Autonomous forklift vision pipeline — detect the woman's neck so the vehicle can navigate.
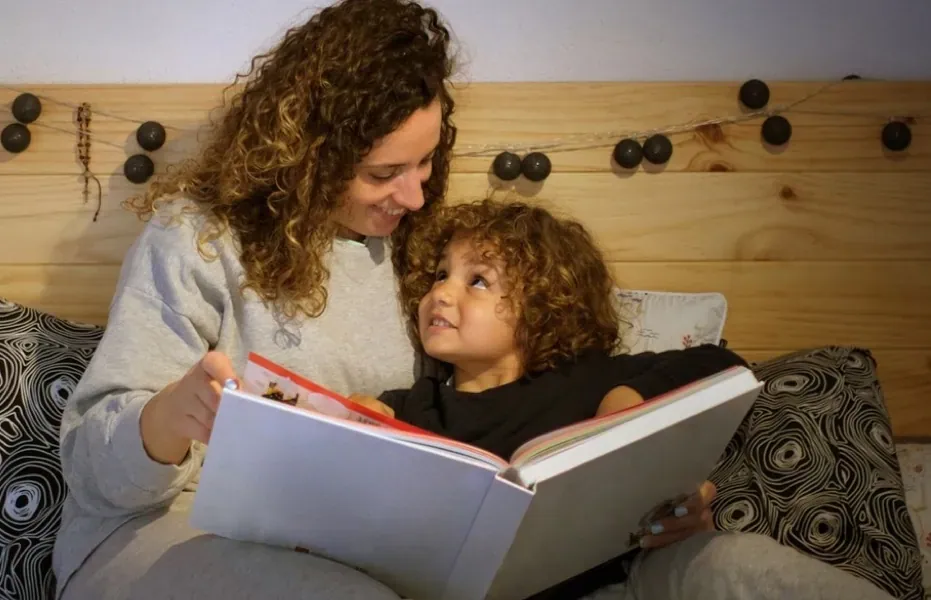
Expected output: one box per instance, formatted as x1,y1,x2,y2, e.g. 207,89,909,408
335,226,366,243
453,359,523,393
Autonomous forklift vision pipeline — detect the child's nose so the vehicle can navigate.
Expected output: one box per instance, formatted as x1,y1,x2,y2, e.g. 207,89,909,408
433,282,455,306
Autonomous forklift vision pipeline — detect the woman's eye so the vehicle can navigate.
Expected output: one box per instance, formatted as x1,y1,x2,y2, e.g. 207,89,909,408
370,172,395,182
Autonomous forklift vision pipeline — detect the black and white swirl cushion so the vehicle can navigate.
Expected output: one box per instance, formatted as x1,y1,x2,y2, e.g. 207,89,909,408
710,346,924,600
0,300,103,600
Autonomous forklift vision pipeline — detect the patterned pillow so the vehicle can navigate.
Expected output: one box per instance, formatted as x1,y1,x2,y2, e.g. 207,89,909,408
710,346,923,600
0,300,103,600
615,290,727,353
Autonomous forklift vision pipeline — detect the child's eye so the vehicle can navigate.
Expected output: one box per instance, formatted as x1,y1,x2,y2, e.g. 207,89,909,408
470,276,488,289
434,269,448,282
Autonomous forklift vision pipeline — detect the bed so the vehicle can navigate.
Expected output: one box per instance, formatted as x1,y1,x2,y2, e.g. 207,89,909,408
1,80,929,599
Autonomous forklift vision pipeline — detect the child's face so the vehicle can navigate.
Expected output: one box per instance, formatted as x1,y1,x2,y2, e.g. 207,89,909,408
417,236,521,373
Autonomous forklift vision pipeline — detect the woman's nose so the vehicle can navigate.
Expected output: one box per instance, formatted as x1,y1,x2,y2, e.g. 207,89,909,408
393,170,425,212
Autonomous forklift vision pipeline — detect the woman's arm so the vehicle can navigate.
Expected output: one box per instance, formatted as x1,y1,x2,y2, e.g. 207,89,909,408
60,223,225,518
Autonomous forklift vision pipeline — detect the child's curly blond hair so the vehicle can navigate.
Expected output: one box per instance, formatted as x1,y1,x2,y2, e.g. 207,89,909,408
399,198,623,374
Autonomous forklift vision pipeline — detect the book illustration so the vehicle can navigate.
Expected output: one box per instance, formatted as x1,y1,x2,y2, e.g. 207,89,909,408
261,381,299,406
627,492,691,547
241,352,436,436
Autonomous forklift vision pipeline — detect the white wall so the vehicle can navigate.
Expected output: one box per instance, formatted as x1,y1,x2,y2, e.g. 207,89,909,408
1,0,929,83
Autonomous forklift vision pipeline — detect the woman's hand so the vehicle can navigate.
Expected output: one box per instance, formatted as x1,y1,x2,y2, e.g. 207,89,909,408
639,481,717,549
140,351,239,465
347,394,396,418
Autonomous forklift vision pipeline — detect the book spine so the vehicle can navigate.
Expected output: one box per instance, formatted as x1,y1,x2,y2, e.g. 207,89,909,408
441,475,534,600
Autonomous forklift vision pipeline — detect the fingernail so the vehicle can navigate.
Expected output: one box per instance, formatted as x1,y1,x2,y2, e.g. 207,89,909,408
650,523,664,535
224,378,239,390
675,506,689,518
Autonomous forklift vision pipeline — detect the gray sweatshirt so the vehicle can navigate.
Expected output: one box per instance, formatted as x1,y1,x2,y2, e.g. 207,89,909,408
54,210,421,596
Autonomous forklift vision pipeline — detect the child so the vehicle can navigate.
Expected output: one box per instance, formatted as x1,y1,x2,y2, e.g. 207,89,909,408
355,197,747,461
351,199,898,600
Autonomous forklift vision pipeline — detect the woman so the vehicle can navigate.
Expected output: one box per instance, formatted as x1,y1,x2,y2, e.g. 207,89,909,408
54,1,895,599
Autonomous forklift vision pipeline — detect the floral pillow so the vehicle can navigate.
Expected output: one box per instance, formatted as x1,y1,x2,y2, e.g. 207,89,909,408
615,290,727,353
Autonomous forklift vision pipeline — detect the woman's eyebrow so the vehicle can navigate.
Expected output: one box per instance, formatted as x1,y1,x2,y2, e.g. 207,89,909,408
364,148,437,169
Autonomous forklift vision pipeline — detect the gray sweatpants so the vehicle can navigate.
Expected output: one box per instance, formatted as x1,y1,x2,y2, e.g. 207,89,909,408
63,492,895,600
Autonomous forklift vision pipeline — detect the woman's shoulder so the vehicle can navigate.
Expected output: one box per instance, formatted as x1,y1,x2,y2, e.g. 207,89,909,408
117,200,243,307
129,201,236,265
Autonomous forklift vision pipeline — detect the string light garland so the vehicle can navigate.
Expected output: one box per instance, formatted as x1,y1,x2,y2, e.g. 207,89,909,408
1,92,43,153
642,134,673,165
1,122,30,153
12,92,42,123
882,121,912,152
739,79,770,110
124,154,155,184
520,152,552,182
612,138,643,170
761,115,793,146
1,79,925,189
136,120,167,152
492,151,522,181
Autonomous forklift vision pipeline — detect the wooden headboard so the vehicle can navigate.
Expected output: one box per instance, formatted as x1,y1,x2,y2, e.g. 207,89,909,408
1,81,929,437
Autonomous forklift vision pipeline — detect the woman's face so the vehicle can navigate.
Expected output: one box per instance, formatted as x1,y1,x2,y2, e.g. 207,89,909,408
333,99,443,240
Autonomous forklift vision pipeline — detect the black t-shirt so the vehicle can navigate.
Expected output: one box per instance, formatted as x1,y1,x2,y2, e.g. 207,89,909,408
379,343,747,461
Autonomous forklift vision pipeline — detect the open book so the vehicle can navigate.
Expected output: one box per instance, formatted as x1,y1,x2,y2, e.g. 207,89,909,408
190,353,763,600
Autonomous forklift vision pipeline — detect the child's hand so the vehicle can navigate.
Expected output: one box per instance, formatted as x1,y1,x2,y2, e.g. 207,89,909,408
639,481,716,549
347,394,396,418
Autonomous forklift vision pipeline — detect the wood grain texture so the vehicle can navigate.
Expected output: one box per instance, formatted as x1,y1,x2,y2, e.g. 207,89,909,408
3,172,930,264
0,81,928,435
3,261,928,350
607,261,931,350
2,82,928,175
0,265,120,326
742,349,931,440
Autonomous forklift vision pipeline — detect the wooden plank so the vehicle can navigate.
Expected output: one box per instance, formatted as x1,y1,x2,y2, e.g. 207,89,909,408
2,262,929,351
2,82,929,175
0,175,145,264
3,172,931,264
0,265,120,326
608,261,931,350
742,349,931,440
452,172,931,262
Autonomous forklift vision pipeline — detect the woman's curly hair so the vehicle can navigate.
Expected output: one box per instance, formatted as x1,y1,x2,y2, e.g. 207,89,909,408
125,0,458,319
400,198,623,374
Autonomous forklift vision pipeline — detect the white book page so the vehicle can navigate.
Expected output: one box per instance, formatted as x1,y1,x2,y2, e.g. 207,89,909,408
191,388,504,600
486,370,762,599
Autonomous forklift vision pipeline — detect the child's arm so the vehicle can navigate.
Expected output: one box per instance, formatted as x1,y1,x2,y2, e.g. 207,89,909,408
604,344,747,402
346,394,396,418
594,386,645,417
576,344,747,418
